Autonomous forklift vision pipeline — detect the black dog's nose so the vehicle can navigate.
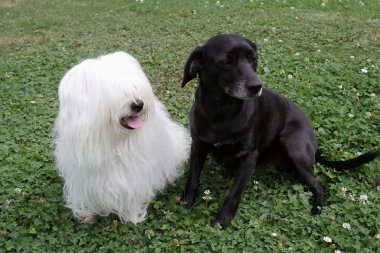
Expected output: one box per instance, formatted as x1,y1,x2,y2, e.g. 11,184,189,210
247,83,262,94
131,99,144,112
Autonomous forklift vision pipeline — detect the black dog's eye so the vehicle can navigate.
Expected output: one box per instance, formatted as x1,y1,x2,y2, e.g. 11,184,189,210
246,52,255,63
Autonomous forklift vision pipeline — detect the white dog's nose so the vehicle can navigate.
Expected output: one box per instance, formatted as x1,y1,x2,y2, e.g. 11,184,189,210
131,100,144,112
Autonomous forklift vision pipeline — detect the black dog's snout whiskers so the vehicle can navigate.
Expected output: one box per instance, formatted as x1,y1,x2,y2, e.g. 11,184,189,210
131,99,144,112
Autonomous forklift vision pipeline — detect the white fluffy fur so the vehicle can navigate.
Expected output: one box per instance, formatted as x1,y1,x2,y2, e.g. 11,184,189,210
54,52,190,224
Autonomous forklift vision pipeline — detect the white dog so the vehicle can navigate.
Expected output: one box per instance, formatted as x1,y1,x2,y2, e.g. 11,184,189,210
54,52,190,224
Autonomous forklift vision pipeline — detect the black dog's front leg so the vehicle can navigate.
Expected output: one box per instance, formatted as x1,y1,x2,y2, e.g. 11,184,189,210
184,143,207,209
212,151,258,229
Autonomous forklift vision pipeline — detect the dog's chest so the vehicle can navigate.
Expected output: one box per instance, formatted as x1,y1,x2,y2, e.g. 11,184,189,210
197,128,252,161
192,101,255,159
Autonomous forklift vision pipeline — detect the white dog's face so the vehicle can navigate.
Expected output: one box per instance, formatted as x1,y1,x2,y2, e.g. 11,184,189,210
113,81,154,133
99,52,155,132
58,51,155,134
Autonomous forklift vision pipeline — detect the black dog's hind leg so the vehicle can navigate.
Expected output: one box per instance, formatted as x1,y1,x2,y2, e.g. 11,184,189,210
212,151,258,229
184,143,208,209
280,134,324,215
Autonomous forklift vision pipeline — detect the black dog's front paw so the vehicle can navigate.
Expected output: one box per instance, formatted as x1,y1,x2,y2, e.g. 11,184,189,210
310,206,322,215
211,215,232,229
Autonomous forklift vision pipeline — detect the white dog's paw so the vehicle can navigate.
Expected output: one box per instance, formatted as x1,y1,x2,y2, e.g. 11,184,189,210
130,204,148,224
78,213,96,224
137,208,147,222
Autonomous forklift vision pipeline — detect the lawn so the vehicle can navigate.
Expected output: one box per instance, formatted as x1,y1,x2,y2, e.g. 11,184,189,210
0,0,379,252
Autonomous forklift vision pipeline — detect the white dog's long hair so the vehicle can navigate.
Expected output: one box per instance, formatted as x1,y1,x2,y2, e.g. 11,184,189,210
54,52,190,223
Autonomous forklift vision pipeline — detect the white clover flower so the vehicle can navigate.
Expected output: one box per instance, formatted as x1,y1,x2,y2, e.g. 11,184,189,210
288,74,293,79
370,93,376,97
335,250,342,253
348,113,354,118
361,68,368,73
253,180,259,190
317,49,321,53
375,233,380,239
202,195,212,201
15,187,22,194
322,2,326,7
263,38,268,42
323,236,332,243
30,101,36,104
271,232,278,237
202,190,212,202
338,85,343,89
350,55,355,59
342,223,351,230
365,112,372,118
6,199,15,206
163,210,172,220
340,187,347,197
360,194,369,204
348,193,355,202
295,52,300,56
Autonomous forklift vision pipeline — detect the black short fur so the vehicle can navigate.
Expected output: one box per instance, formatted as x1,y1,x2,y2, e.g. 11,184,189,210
182,34,379,229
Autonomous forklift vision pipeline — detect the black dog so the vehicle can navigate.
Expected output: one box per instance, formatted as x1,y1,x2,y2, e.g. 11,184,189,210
181,34,379,229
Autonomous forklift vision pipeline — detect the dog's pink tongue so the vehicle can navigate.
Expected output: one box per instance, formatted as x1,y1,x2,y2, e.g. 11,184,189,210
127,116,143,129
121,116,143,129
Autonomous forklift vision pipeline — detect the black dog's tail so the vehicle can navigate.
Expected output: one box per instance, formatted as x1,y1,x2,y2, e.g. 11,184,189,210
316,150,379,171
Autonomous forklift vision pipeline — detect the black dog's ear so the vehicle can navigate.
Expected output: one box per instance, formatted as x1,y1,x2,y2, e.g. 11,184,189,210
181,46,203,87
245,39,259,71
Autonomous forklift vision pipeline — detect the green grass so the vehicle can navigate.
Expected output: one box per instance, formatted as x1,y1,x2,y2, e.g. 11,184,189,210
1,0,379,252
